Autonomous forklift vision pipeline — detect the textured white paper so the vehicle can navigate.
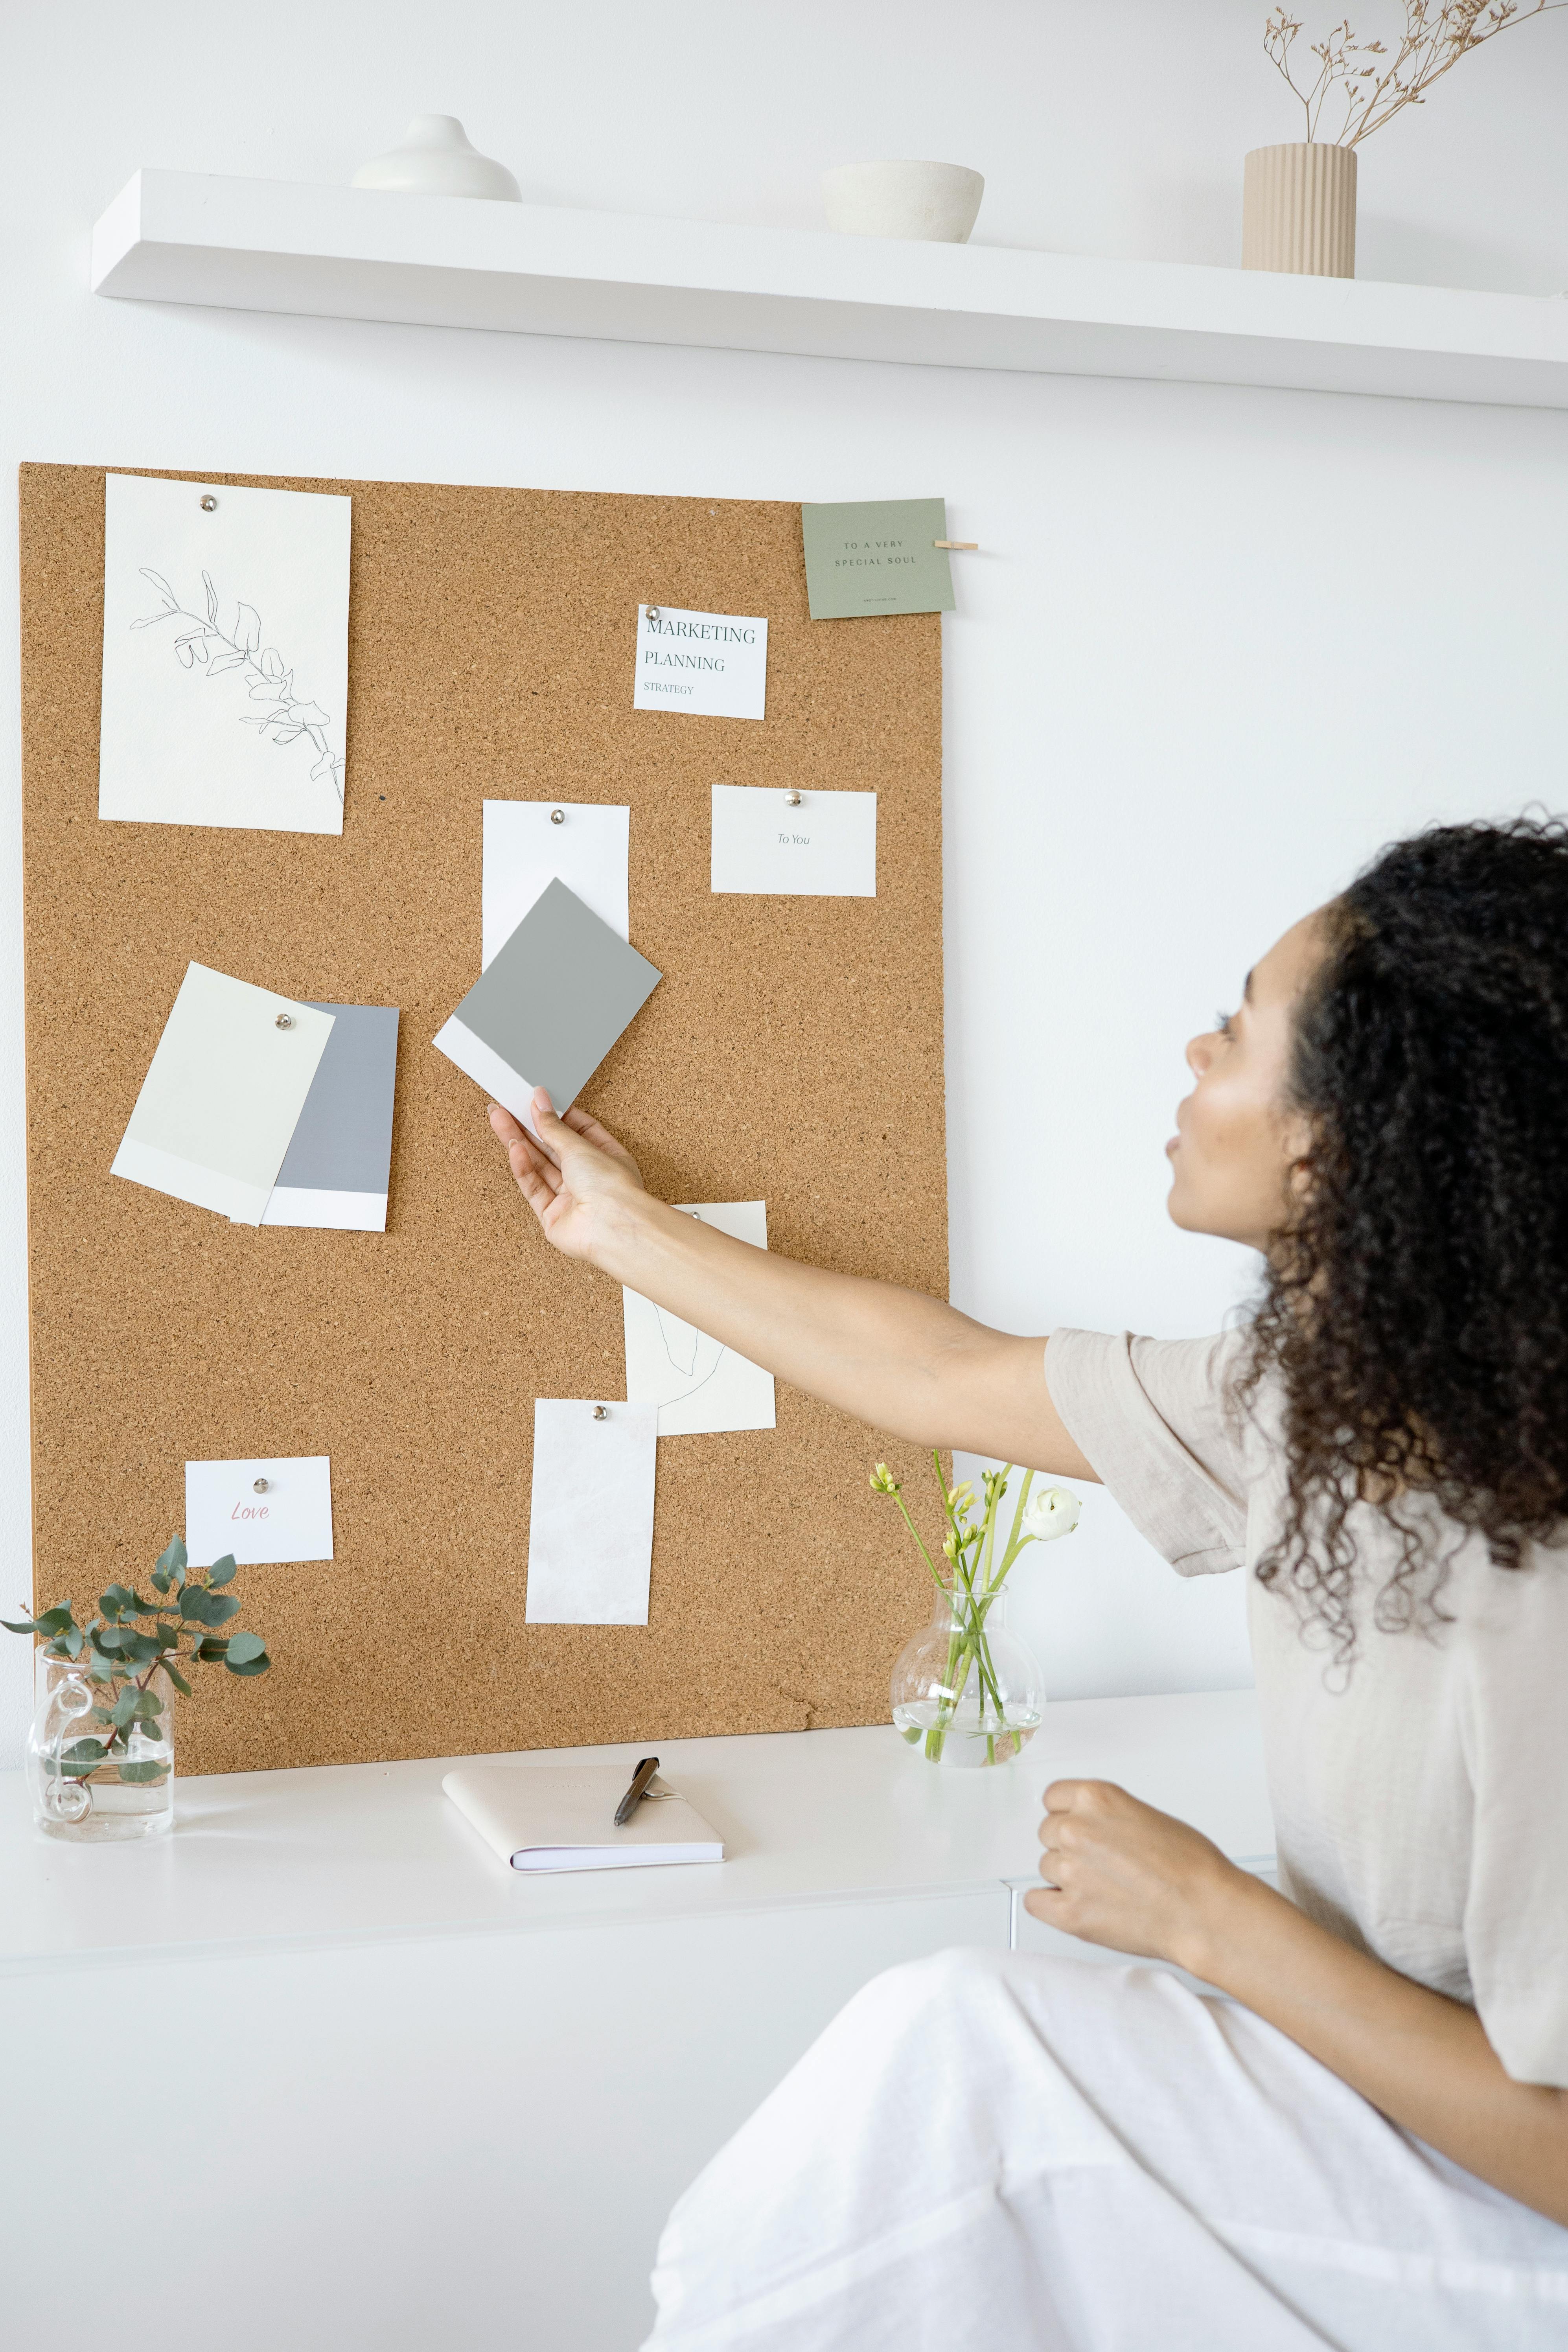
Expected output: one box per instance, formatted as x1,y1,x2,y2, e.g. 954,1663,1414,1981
623,1203,777,1437
483,800,629,965
112,965,335,1224
185,1455,334,1567
633,605,767,721
525,1401,657,1625
710,784,876,898
99,473,352,835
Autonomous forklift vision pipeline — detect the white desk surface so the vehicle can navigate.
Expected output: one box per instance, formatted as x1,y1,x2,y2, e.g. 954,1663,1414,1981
0,1688,1272,1974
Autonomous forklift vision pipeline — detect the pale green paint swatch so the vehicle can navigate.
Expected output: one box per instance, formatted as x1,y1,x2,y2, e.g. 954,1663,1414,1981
801,498,955,620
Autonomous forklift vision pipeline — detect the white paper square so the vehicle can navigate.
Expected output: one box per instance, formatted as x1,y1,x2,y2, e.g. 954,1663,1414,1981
710,784,876,897
112,965,335,1225
100,473,352,836
623,1204,777,1437
185,1456,334,1567
526,1401,657,1625
483,800,629,965
633,605,767,721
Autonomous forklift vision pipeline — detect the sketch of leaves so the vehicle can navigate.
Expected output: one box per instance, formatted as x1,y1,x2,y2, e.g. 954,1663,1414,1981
133,566,345,805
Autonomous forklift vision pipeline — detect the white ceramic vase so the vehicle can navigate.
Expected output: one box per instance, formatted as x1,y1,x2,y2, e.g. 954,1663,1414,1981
821,160,984,244
352,114,521,202
1242,142,1356,278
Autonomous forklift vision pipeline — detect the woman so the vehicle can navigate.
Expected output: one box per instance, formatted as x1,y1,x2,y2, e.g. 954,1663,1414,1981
490,819,1568,2350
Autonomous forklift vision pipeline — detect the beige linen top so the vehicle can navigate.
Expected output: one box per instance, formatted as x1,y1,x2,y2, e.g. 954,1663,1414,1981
1045,1326,1568,2088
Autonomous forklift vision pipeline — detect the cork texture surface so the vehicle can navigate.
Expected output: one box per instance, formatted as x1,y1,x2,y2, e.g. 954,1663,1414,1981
18,464,948,1775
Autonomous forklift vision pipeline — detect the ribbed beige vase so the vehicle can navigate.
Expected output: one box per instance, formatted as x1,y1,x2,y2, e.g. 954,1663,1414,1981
1243,142,1357,278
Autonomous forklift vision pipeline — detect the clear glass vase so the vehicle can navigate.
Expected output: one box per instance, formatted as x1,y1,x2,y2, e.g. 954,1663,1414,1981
890,1583,1045,1768
27,1653,176,1841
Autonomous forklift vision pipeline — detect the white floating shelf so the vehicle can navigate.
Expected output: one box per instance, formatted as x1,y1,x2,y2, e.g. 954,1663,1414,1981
92,168,1568,410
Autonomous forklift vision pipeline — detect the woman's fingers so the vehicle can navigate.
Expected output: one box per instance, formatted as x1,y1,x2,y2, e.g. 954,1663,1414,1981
558,1102,639,1164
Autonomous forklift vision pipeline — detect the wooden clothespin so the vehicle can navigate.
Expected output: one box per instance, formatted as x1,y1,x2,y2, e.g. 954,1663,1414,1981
934,539,978,551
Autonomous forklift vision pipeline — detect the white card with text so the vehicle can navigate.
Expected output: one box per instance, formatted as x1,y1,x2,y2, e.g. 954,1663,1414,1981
633,606,767,721
710,784,877,897
482,800,629,966
185,1456,334,1567
525,1401,657,1625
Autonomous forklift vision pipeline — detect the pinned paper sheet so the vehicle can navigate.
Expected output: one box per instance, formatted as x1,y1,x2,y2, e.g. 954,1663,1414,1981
112,964,334,1225
99,473,352,834
434,878,661,1134
624,1203,777,1437
185,1456,334,1567
525,1401,657,1625
258,1003,400,1231
711,784,876,898
801,498,956,621
633,605,767,721
483,799,629,966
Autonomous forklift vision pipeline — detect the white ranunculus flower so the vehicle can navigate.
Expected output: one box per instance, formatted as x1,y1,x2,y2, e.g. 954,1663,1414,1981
1022,1486,1082,1542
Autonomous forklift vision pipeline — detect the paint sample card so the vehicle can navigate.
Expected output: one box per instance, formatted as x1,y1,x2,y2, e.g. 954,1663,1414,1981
112,964,335,1225
710,784,876,898
633,605,767,721
99,473,352,835
185,1455,334,1568
434,878,661,1136
525,1401,657,1625
623,1203,777,1437
801,499,955,620
483,800,629,966
258,1003,400,1231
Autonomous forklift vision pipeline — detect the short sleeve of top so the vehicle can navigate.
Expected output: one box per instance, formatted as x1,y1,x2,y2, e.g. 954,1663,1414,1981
1044,1328,1251,1578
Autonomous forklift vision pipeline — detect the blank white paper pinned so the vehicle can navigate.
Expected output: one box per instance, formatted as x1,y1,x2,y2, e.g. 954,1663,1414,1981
525,1401,657,1625
482,799,629,965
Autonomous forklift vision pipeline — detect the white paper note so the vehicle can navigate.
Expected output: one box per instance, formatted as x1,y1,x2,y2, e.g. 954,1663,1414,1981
112,965,335,1225
525,1401,657,1625
623,1203,777,1437
185,1456,334,1567
99,473,352,836
633,605,767,721
710,784,876,897
483,800,629,965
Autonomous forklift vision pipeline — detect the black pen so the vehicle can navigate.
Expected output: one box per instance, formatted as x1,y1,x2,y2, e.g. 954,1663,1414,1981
614,1755,660,1827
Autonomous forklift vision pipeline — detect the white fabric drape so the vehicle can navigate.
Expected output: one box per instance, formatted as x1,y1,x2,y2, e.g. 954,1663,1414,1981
643,1949,1568,2352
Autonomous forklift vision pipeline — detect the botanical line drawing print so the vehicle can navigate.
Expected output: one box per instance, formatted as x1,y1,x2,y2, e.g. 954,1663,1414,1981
652,1215,729,1403
131,567,345,802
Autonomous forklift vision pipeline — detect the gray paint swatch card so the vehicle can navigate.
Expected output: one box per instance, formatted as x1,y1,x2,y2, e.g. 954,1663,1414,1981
258,1003,401,1231
432,878,662,1134
801,498,956,620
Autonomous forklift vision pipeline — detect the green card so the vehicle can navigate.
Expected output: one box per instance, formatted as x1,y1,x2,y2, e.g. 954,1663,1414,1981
800,498,956,620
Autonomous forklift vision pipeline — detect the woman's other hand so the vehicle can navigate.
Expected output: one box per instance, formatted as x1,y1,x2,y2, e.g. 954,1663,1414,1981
1024,1778,1248,1975
488,1092,646,1264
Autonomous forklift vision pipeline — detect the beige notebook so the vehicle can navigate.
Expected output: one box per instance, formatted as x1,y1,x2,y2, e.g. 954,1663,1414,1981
443,1765,725,1874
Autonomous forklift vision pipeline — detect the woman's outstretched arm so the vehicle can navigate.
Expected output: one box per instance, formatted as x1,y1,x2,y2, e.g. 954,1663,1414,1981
489,1095,1097,1479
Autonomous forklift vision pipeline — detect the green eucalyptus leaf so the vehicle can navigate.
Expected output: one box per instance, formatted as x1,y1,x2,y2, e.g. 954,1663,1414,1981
115,1760,169,1785
163,1661,193,1698
110,1689,138,1728
61,1625,85,1658
133,1689,163,1717
100,1584,136,1620
206,1554,239,1588
58,1757,100,1778
123,1632,162,1666
94,1625,132,1654
35,1607,75,1637
193,1636,228,1661
155,1536,186,1579
61,1737,106,1763
225,1651,270,1678
2,1617,40,1636
223,1631,266,1666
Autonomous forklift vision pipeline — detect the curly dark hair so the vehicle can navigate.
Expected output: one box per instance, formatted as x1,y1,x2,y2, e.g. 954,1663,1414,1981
1244,815,1568,1661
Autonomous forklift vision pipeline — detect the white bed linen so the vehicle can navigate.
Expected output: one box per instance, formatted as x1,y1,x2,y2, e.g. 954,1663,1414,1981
643,1947,1568,2352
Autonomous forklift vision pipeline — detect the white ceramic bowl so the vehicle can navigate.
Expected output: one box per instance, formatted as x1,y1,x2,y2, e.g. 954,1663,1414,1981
352,114,521,202
821,160,984,244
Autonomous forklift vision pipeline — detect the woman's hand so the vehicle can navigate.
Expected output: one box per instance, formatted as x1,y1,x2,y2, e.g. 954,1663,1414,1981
488,1092,648,1264
1023,1778,1248,1974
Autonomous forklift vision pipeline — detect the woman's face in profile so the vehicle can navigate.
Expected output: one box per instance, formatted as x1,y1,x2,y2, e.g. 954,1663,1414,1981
1166,910,1325,1255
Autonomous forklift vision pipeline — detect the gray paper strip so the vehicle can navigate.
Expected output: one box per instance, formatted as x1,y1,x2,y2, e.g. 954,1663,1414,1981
274,1003,400,1194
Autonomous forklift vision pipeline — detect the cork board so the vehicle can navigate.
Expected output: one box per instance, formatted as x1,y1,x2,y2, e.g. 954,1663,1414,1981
17,463,947,1776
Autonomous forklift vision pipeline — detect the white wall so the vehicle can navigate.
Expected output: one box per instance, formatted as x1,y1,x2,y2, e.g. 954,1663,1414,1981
5,0,1568,1759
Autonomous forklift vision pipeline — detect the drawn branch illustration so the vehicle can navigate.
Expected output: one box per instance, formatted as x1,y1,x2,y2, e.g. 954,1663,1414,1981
131,567,344,801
